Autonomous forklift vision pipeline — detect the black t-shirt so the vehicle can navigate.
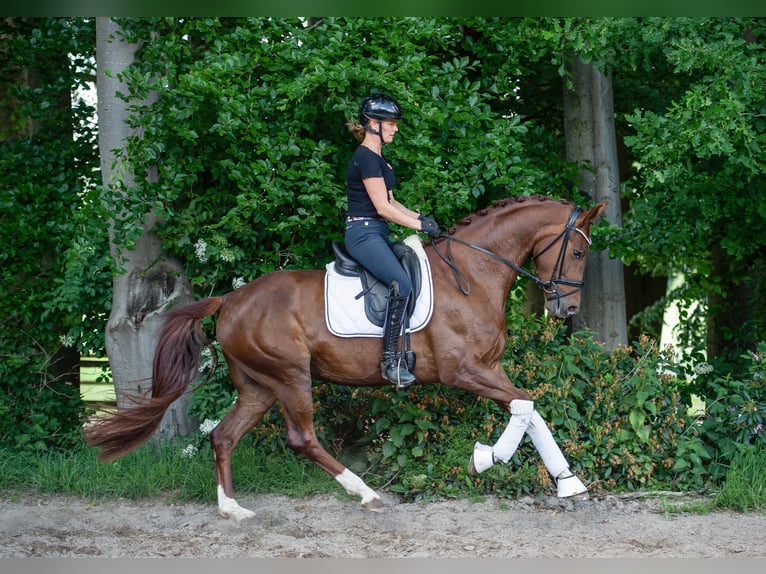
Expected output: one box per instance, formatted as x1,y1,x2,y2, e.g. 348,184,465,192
346,146,396,218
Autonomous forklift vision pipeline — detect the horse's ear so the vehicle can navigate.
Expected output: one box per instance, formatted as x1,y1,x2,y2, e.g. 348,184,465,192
579,201,608,227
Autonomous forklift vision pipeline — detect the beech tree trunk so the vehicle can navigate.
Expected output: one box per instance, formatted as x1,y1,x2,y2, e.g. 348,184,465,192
563,57,627,351
97,17,196,439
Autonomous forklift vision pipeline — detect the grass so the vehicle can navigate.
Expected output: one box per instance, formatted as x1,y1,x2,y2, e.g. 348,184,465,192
712,443,766,512
656,444,766,515
2,433,766,513
0,435,338,504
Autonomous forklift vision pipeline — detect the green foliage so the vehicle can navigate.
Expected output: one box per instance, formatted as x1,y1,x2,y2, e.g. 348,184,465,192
0,340,84,452
108,17,575,301
681,342,766,484
607,17,766,358
713,442,766,512
0,18,98,451
187,341,237,423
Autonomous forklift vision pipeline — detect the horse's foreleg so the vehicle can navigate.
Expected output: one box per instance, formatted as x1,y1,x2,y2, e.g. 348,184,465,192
525,411,588,498
211,384,277,522
469,399,534,473
468,399,588,499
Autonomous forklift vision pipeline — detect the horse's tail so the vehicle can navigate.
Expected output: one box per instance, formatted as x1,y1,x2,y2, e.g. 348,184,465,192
84,297,224,462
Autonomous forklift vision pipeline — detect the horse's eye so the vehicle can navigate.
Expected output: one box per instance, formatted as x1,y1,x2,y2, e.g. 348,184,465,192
572,250,584,260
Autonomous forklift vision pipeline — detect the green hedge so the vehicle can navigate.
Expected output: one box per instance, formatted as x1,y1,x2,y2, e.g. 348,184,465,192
189,307,766,500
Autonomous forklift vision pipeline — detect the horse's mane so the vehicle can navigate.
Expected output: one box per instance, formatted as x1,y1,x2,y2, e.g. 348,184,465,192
444,194,575,236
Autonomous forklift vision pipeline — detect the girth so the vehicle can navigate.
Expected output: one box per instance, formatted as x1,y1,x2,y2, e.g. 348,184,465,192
331,240,423,328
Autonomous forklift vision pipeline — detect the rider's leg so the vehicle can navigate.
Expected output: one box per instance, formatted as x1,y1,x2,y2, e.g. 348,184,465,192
345,220,415,388
380,281,416,387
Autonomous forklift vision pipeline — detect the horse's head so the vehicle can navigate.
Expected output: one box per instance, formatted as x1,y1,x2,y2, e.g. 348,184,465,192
532,202,607,318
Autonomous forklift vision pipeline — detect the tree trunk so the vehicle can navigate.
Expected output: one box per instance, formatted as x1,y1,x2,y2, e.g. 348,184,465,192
563,57,627,351
97,17,196,439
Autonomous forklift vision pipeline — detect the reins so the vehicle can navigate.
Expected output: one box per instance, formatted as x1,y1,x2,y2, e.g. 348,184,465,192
430,206,589,301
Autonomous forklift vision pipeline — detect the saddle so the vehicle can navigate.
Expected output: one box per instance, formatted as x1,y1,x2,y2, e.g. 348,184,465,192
331,240,423,328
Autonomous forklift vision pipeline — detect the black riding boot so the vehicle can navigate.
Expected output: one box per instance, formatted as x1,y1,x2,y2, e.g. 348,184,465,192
380,283,417,388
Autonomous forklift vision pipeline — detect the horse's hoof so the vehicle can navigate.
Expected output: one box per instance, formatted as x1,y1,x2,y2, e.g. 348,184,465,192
234,508,257,522
556,473,588,499
362,497,385,512
567,492,590,501
218,505,256,522
468,442,494,474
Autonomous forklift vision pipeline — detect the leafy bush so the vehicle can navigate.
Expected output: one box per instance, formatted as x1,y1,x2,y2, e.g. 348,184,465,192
681,342,766,485
185,302,716,501
368,314,700,500
0,18,99,452
0,345,83,452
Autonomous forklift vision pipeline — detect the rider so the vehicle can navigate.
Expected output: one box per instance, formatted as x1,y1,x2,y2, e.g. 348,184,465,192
344,94,441,387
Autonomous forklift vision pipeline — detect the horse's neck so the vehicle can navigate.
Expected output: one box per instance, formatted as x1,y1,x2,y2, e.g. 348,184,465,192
455,212,536,267
431,214,535,301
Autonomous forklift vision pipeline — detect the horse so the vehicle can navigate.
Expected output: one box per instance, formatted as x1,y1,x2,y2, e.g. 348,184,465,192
84,195,606,521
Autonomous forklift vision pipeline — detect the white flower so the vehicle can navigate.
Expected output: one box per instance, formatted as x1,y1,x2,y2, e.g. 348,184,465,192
181,444,198,458
59,334,75,347
693,363,714,375
195,238,208,263
232,276,246,290
199,418,220,435
220,248,235,262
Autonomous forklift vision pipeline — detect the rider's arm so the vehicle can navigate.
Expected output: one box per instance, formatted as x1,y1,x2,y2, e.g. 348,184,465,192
363,177,421,230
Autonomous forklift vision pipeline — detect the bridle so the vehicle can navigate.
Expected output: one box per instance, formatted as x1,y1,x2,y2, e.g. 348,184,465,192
430,206,591,302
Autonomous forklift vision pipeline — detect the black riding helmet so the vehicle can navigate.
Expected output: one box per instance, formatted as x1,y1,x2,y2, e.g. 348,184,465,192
358,94,403,125
358,94,402,145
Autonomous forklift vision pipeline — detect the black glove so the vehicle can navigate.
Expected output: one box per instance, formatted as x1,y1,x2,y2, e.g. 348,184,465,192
418,214,441,238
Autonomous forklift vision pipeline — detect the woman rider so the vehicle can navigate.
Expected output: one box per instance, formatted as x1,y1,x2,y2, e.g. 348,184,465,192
344,94,441,388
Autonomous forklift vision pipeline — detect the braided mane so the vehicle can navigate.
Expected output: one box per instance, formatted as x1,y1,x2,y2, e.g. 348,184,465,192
445,195,575,235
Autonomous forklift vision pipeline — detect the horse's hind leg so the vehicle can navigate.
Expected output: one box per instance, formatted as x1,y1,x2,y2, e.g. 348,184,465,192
210,375,277,522
278,382,385,512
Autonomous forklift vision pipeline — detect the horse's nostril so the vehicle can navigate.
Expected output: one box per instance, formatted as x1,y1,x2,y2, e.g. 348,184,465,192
568,306,579,316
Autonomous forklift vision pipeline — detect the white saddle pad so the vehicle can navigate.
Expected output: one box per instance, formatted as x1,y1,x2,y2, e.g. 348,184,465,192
324,235,434,338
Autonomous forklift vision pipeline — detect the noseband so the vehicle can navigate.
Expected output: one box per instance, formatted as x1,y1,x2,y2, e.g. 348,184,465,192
431,207,590,301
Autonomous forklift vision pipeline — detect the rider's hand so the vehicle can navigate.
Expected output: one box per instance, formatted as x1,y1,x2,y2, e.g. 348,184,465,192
418,214,441,238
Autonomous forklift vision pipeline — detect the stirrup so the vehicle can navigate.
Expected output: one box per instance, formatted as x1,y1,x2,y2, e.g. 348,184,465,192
381,356,417,389
383,366,417,389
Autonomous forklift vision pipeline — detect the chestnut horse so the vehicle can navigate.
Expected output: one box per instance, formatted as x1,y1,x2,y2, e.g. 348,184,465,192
85,195,606,521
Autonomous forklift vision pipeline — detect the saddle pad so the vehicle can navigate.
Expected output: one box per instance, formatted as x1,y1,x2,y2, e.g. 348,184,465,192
324,237,434,338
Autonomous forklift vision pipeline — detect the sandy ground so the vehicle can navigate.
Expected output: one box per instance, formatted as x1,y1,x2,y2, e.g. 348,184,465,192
1,490,765,559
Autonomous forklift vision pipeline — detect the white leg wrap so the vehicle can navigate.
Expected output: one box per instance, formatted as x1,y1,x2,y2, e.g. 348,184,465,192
217,484,256,522
335,468,381,506
469,399,534,473
526,411,568,477
526,411,587,498
493,399,534,462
